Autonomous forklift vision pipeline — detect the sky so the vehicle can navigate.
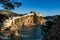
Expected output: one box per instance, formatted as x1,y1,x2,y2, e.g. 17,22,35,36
0,0,60,16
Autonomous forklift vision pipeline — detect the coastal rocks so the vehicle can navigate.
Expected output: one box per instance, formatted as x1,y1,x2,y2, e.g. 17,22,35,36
0,10,46,39
1,11,46,31
42,15,60,40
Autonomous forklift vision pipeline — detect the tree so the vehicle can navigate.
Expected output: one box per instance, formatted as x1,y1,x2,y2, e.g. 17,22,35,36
0,0,22,10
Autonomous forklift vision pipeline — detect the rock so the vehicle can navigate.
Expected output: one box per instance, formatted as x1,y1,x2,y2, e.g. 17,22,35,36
0,10,46,38
43,15,60,40
1,10,46,31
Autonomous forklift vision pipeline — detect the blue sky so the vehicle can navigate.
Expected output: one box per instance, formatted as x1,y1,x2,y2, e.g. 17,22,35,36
0,0,60,16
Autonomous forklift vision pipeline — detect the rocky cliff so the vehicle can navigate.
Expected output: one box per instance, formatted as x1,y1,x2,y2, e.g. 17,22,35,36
42,15,60,40
0,11,46,31
0,10,46,38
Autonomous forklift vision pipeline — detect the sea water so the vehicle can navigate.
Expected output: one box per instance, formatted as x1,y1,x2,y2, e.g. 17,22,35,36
1,25,44,40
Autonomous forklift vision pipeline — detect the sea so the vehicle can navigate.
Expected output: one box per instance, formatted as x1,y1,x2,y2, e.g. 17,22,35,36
0,25,44,40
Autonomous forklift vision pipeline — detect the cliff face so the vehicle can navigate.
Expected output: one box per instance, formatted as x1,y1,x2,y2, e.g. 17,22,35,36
0,11,46,31
10,12,46,31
